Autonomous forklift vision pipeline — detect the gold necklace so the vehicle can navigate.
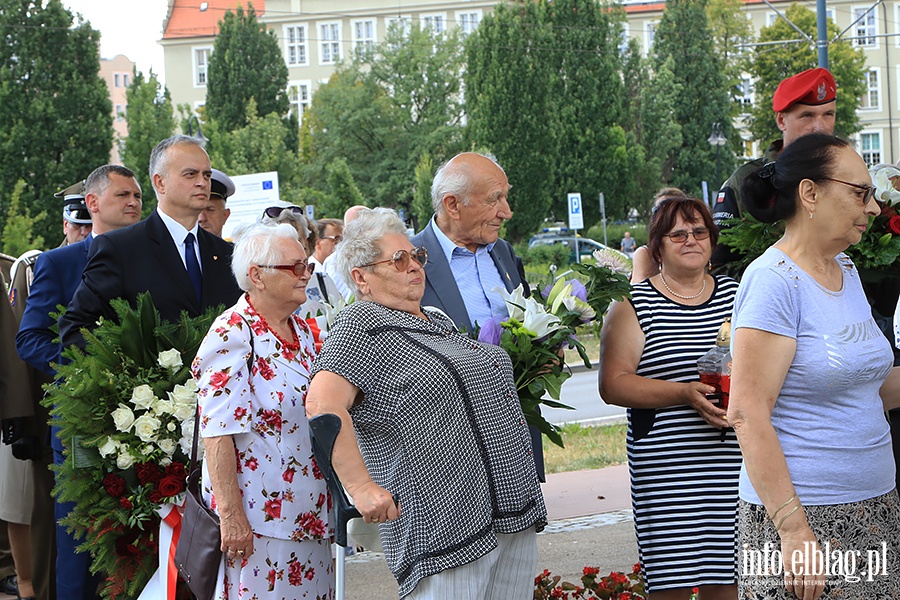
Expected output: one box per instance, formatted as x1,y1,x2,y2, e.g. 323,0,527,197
659,269,707,300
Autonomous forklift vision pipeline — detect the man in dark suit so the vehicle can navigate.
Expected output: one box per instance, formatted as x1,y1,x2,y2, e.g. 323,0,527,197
17,164,143,600
410,152,543,480
59,136,242,348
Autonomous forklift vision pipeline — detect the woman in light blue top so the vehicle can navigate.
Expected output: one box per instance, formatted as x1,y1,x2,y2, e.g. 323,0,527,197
730,133,900,600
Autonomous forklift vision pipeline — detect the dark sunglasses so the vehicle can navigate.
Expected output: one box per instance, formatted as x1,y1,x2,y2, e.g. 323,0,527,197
257,261,315,277
263,206,305,219
360,247,428,271
819,178,877,206
664,227,710,243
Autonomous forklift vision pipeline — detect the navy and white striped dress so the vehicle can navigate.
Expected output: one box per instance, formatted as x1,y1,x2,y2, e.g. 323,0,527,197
628,276,741,592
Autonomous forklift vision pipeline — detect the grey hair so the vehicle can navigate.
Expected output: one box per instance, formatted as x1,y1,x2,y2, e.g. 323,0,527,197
84,165,137,196
430,152,503,214
260,207,313,254
149,135,206,191
231,222,302,291
334,207,408,295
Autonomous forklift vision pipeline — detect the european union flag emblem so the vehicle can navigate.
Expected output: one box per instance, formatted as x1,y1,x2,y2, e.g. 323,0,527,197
262,180,273,190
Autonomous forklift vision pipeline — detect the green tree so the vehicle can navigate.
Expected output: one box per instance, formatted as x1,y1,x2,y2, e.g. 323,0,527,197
205,99,302,200
465,1,557,241
323,159,366,217
121,69,175,214
301,23,466,214
2,180,46,256
206,4,290,134
748,3,866,144
637,56,684,204
411,152,434,229
652,0,735,194
707,0,755,110
0,0,112,245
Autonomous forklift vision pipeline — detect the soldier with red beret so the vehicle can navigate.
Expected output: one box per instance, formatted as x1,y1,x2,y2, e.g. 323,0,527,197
711,68,837,267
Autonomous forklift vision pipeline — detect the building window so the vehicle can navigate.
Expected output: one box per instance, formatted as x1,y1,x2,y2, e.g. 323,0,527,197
123,73,129,87
319,22,341,65
288,81,311,124
115,104,124,121
861,68,880,110
766,13,779,27
457,10,481,36
351,19,375,53
737,77,754,110
853,7,876,47
114,73,121,87
193,47,212,87
860,132,881,165
645,21,657,52
285,25,308,66
422,14,447,34
387,16,412,40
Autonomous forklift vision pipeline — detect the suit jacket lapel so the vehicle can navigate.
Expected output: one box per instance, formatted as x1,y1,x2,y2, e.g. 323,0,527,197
488,243,516,292
420,224,472,331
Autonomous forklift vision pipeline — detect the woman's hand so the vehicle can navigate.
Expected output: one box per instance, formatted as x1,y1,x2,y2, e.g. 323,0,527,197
684,381,728,429
219,505,255,561
352,480,400,524
780,523,825,600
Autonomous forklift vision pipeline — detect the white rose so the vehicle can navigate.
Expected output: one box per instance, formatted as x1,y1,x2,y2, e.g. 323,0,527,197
98,437,119,458
183,379,199,394
130,384,156,410
157,349,183,370
111,404,135,432
167,422,177,432
157,438,176,456
116,449,135,469
152,398,176,417
132,414,161,443
172,402,195,422
170,384,195,405
179,420,196,455
160,456,173,467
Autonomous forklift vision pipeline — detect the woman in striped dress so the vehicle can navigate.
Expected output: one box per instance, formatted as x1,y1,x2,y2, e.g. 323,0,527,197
600,195,740,600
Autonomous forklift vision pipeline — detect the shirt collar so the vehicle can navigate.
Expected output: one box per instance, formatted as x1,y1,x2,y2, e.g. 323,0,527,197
156,208,200,245
429,217,496,263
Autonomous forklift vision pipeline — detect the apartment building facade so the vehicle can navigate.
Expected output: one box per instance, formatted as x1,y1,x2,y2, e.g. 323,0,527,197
99,54,136,163
159,0,900,164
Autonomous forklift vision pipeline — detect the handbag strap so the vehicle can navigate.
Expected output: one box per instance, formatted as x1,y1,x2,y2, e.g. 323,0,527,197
188,313,256,475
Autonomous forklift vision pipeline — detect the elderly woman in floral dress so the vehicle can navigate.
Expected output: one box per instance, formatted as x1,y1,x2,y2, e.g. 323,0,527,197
192,223,333,600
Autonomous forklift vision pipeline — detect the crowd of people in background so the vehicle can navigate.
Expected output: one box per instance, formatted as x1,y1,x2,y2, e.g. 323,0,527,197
0,64,899,600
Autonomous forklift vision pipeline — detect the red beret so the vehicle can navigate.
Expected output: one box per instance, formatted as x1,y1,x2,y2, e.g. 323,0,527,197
772,68,836,112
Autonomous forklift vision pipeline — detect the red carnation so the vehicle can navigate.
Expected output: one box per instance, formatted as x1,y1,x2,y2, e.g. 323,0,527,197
103,473,127,498
158,475,185,497
887,215,900,235
135,462,163,486
115,531,141,557
119,497,133,509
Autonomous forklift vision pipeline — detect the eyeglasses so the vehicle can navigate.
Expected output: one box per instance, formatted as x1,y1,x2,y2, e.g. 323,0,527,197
263,206,305,219
819,178,877,206
360,247,429,271
664,227,711,243
257,261,315,277
321,235,343,243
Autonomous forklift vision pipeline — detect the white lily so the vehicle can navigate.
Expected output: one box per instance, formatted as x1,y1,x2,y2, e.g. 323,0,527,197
562,295,596,321
493,285,528,321
871,164,900,204
522,297,562,338
546,277,573,314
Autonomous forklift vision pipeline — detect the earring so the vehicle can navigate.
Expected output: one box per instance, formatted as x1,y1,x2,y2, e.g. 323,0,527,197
809,211,813,219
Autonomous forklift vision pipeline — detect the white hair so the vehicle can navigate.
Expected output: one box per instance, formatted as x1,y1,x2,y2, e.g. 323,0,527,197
430,152,503,213
231,223,301,291
334,207,408,295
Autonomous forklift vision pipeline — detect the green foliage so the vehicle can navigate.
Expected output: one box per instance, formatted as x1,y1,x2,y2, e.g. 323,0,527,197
204,99,303,200
652,0,736,195
748,3,866,144
1,180,46,256
323,158,366,217
638,55,684,193
121,69,175,214
522,244,573,270
411,152,435,229
45,294,222,600
301,23,466,215
205,4,290,133
0,0,113,245
716,217,783,275
707,0,755,111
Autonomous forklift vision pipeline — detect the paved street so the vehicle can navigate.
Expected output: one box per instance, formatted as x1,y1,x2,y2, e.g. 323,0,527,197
545,367,626,426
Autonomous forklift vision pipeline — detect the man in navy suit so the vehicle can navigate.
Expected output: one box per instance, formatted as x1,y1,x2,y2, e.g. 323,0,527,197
59,135,242,347
17,164,143,600
410,152,543,480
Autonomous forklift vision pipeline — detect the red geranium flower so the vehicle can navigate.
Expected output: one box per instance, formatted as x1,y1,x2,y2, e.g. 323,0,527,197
583,566,599,577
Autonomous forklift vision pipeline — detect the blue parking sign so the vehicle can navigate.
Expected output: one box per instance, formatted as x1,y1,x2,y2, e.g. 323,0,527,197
567,192,584,230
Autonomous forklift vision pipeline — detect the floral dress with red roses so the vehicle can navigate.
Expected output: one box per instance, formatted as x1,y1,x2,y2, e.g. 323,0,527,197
193,293,333,600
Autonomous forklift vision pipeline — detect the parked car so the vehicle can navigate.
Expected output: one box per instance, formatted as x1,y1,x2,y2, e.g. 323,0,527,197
528,234,630,264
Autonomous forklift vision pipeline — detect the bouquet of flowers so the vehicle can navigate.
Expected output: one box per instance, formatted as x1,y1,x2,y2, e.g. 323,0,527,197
534,564,648,599
44,293,221,600
477,250,631,447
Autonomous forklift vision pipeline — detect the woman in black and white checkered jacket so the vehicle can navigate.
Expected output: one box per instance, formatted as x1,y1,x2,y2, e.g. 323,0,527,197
306,207,547,600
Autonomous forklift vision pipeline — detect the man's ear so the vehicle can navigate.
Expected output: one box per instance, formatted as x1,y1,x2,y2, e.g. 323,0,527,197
152,172,166,196
775,111,788,134
442,194,462,220
85,192,100,213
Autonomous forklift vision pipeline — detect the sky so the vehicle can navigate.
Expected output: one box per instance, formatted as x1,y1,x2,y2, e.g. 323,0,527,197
63,0,170,83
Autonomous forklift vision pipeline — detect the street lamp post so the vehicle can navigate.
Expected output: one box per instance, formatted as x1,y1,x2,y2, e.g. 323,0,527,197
707,122,727,190
186,115,208,145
